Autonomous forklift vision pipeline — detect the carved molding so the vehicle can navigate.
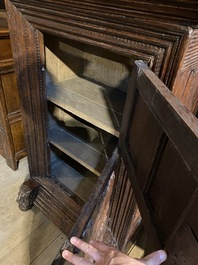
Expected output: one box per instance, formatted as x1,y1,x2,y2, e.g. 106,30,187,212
16,179,40,211
6,0,50,177
10,0,185,85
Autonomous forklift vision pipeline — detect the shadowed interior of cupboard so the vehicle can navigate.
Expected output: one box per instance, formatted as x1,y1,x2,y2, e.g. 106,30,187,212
44,34,135,201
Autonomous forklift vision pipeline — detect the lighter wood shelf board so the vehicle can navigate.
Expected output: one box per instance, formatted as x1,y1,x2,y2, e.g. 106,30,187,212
47,76,126,137
49,124,108,176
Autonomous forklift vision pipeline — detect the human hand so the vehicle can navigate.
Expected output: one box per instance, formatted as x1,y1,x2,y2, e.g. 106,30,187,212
62,237,167,265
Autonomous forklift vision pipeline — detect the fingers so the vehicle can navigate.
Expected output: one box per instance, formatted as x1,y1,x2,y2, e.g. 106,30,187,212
70,237,101,261
143,250,167,265
62,250,92,265
62,237,167,265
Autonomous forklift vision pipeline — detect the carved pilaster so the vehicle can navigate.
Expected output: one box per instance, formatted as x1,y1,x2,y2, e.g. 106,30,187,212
5,0,50,177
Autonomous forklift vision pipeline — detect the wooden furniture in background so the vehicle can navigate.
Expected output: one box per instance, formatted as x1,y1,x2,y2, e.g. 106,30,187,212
5,0,198,264
0,1,5,9
0,10,25,170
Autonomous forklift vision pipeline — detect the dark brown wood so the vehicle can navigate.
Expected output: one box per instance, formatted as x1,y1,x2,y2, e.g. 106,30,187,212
5,0,198,113
136,61,198,177
166,225,198,265
5,1,49,177
4,1,198,264
119,60,198,263
16,178,40,211
55,60,198,264
0,10,26,170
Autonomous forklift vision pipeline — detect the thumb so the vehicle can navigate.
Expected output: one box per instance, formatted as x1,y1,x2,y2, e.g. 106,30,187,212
142,250,167,265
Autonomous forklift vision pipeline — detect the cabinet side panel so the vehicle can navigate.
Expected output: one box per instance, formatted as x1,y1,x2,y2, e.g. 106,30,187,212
172,29,198,114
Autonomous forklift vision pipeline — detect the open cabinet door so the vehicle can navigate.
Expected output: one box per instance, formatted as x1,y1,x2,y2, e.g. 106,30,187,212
119,61,198,264
52,61,198,265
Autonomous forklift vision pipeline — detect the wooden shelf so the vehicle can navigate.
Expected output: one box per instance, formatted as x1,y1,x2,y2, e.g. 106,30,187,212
48,111,118,176
47,76,126,137
51,154,96,202
49,124,109,176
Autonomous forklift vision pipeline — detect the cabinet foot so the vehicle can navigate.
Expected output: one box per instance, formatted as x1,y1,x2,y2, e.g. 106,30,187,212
6,157,18,171
17,179,40,211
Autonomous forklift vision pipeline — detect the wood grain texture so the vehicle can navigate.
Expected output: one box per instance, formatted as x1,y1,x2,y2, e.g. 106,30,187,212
4,2,198,263
136,61,198,177
0,10,26,170
119,61,198,263
6,0,198,114
47,77,126,137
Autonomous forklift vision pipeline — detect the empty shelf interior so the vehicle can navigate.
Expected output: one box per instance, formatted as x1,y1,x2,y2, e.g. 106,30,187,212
44,34,132,200
48,106,117,175
47,76,126,137
51,147,97,202
45,34,133,136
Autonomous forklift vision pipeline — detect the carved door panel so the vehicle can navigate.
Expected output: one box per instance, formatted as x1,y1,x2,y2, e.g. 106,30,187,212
119,61,198,264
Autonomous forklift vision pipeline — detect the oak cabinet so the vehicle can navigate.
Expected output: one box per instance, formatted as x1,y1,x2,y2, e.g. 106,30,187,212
0,10,25,170
5,1,198,264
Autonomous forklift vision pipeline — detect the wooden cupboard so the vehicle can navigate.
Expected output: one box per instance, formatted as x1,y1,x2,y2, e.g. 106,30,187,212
0,10,25,170
5,1,198,264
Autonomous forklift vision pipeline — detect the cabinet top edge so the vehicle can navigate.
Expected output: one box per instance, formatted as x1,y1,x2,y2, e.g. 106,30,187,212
6,0,198,28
